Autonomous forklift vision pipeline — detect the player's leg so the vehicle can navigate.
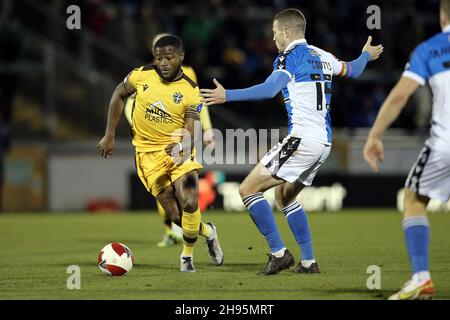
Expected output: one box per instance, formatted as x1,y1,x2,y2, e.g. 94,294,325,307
388,146,450,300
157,201,173,233
403,188,431,282
275,181,320,273
274,140,331,273
171,156,224,268
155,189,182,247
135,151,186,249
242,137,330,275
389,188,434,300
173,170,204,272
155,183,217,240
239,163,294,275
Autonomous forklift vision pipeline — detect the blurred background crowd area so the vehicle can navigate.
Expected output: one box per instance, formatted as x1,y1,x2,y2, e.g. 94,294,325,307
0,0,442,141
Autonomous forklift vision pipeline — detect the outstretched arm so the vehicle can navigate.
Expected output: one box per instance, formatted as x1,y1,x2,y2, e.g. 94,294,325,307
363,76,420,172
200,71,291,106
337,36,384,79
97,81,134,158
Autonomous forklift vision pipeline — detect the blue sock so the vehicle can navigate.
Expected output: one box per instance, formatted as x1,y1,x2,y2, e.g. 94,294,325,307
403,216,429,274
282,202,314,260
242,193,285,254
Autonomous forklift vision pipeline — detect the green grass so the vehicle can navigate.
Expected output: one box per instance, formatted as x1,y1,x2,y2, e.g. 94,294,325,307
0,209,449,300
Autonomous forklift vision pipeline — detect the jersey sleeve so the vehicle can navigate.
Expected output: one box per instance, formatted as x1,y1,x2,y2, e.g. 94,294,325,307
329,53,348,77
402,44,429,86
123,67,141,94
185,87,202,120
273,53,295,79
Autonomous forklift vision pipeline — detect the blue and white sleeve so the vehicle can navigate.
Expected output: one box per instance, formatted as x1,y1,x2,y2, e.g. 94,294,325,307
225,71,291,102
402,44,429,86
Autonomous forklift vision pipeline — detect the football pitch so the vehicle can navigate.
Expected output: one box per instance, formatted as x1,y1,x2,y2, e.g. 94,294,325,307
0,209,449,300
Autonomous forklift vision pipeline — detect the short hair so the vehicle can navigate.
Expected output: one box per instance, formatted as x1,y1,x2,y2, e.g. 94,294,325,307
152,33,171,50
442,0,450,20
274,8,306,35
153,35,183,52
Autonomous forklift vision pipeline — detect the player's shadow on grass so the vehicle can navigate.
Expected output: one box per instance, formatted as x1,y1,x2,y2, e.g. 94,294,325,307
133,263,177,271
320,287,393,299
211,262,263,272
126,262,265,274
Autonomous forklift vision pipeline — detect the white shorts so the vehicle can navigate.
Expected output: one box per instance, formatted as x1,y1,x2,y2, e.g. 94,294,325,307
260,136,331,185
405,145,450,202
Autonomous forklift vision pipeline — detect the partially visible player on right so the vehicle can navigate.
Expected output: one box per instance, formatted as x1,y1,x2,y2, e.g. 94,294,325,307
364,0,450,300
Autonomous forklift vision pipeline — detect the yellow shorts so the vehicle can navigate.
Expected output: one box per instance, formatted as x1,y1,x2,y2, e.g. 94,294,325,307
135,150,202,197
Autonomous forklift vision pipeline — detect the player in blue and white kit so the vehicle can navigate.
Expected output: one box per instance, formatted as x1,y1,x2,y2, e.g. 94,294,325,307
201,8,383,275
364,0,450,300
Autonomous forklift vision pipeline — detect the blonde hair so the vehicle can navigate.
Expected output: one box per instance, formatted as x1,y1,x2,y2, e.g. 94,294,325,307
274,8,306,36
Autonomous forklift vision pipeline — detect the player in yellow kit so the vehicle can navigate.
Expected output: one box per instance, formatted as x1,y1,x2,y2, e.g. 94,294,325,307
124,34,215,247
98,35,223,272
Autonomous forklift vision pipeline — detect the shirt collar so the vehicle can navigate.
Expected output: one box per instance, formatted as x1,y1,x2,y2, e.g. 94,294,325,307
444,24,450,33
284,38,307,53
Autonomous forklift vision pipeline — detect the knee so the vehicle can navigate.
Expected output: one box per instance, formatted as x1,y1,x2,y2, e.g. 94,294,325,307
403,188,428,217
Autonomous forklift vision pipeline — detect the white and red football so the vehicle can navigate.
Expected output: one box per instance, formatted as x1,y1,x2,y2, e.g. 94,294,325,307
97,242,134,276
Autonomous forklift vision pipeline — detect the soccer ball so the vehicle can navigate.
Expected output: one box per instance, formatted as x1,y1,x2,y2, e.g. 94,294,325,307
97,242,134,276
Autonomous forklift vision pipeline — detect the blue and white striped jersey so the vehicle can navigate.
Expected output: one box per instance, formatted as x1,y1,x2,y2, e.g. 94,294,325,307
403,25,450,151
273,39,347,145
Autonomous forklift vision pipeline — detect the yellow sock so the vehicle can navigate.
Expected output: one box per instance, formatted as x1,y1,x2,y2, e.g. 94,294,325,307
199,222,213,239
181,209,201,256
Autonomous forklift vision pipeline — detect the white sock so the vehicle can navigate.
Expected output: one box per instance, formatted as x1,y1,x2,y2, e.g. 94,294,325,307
412,271,431,284
301,259,316,268
272,247,287,258
171,223,183,238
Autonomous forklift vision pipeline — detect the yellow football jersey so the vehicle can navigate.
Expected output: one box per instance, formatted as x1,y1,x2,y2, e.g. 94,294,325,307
123,65,212,130
124,65,203,152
